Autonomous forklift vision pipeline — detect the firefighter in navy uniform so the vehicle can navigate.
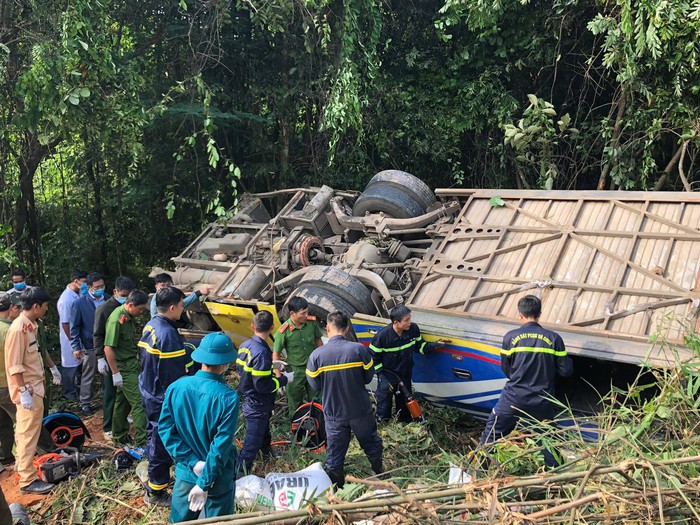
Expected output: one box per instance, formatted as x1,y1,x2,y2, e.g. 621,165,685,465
480,294,573,468
138,287,197,506
306,311,383,488
237,311,293,475
369,305,432,422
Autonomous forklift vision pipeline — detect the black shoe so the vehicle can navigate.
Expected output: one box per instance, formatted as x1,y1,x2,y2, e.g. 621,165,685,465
20,480,55,495
326,467,345,488
81,406,95,416
0,455,15,466
369,456,383,475
144,490,172,507
260,446,280,459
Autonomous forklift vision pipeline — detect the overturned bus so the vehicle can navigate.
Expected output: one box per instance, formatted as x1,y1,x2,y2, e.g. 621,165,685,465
153,171,700,417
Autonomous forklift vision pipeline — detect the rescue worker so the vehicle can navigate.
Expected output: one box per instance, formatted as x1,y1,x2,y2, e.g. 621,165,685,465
138,286,196,506
159,332,239,523
4,288,54,494
236,311,293,476
479,295,573,468
306,311,383,488
272,297,323,420
149,272,210,321
369,305,432,422
93,276,135,440
103,290,149,447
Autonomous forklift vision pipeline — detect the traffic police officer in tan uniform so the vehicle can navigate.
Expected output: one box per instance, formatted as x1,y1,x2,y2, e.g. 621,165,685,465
273,297,323,420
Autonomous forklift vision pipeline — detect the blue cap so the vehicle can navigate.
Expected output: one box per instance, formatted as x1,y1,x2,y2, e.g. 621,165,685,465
191,332,236,366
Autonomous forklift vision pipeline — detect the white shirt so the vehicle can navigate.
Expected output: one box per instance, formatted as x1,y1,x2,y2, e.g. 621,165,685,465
57,285,80,367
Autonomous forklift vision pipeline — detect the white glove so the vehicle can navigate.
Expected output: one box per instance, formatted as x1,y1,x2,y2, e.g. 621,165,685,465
98,358,110,375
50,366,62,386
272,360,286,371
283,371,295,384
112,372,123,388
19,389,34,410
193,460,206,476
188,484,207,512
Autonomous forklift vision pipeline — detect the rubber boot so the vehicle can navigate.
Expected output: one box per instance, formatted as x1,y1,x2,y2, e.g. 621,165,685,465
327,468,345,488
369,456,383,475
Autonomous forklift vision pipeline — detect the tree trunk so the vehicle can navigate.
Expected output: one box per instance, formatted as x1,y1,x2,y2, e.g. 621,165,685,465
598,92,627,190
15,134,60,281
84,134,109,273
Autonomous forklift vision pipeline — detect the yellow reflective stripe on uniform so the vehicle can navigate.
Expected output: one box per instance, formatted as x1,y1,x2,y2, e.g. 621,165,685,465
370,338,420,353
501,346,567,357
137,341,187,359
374,362,383,370
306,360,373,378
236,347,273,375
148,480,169,490
185,360,194,369
272,377,280,392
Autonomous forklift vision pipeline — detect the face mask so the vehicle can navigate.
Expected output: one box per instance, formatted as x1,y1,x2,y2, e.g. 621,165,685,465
116,296,127,304
92,288,105,298
13,282,26,291
80,282,88,296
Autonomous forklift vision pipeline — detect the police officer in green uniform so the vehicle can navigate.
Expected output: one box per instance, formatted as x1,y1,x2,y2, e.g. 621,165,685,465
103,290,149,447
273,297,323,420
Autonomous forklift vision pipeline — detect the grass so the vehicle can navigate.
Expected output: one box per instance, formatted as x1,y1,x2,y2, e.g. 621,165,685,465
25,332,700,523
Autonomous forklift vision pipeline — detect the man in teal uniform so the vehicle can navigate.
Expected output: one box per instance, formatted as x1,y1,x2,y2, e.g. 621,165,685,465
272,297,323,420
103,290,149,447
159,332,239,523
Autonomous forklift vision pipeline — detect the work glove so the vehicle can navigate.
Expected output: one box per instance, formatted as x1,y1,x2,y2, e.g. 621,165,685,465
19,389,34,410
112,372,123,388
193,460,206,476
272,360,287,371
50,366,62,386
187,484,207,512
282,371,294,384
97,358,110,375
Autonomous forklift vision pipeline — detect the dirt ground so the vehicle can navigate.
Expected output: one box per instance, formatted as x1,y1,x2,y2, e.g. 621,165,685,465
0,406,119,511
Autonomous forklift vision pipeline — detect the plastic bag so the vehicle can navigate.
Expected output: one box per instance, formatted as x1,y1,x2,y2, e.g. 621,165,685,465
265,462,332,511
235,474,274,510
448,462,473,485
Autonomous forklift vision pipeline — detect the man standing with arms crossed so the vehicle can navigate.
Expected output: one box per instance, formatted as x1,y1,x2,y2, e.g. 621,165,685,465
94,276,135,440
273,297,323,420
138,286,196,506
4,288,54,494
306,311,383,488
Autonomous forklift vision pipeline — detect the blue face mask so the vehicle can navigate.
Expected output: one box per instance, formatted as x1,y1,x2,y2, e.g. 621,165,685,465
13,282,26,291
80,282,88,296
116,296,127,304
92,288,105,298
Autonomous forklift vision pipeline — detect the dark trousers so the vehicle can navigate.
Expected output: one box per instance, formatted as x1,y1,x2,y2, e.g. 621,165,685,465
479,399,561,468
375,373,412,422
143,395,171,494
169,478,233,523
0,486,11,525
238,403,272,474
61,365,79,401
102,365,116,433
325,414,383,471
